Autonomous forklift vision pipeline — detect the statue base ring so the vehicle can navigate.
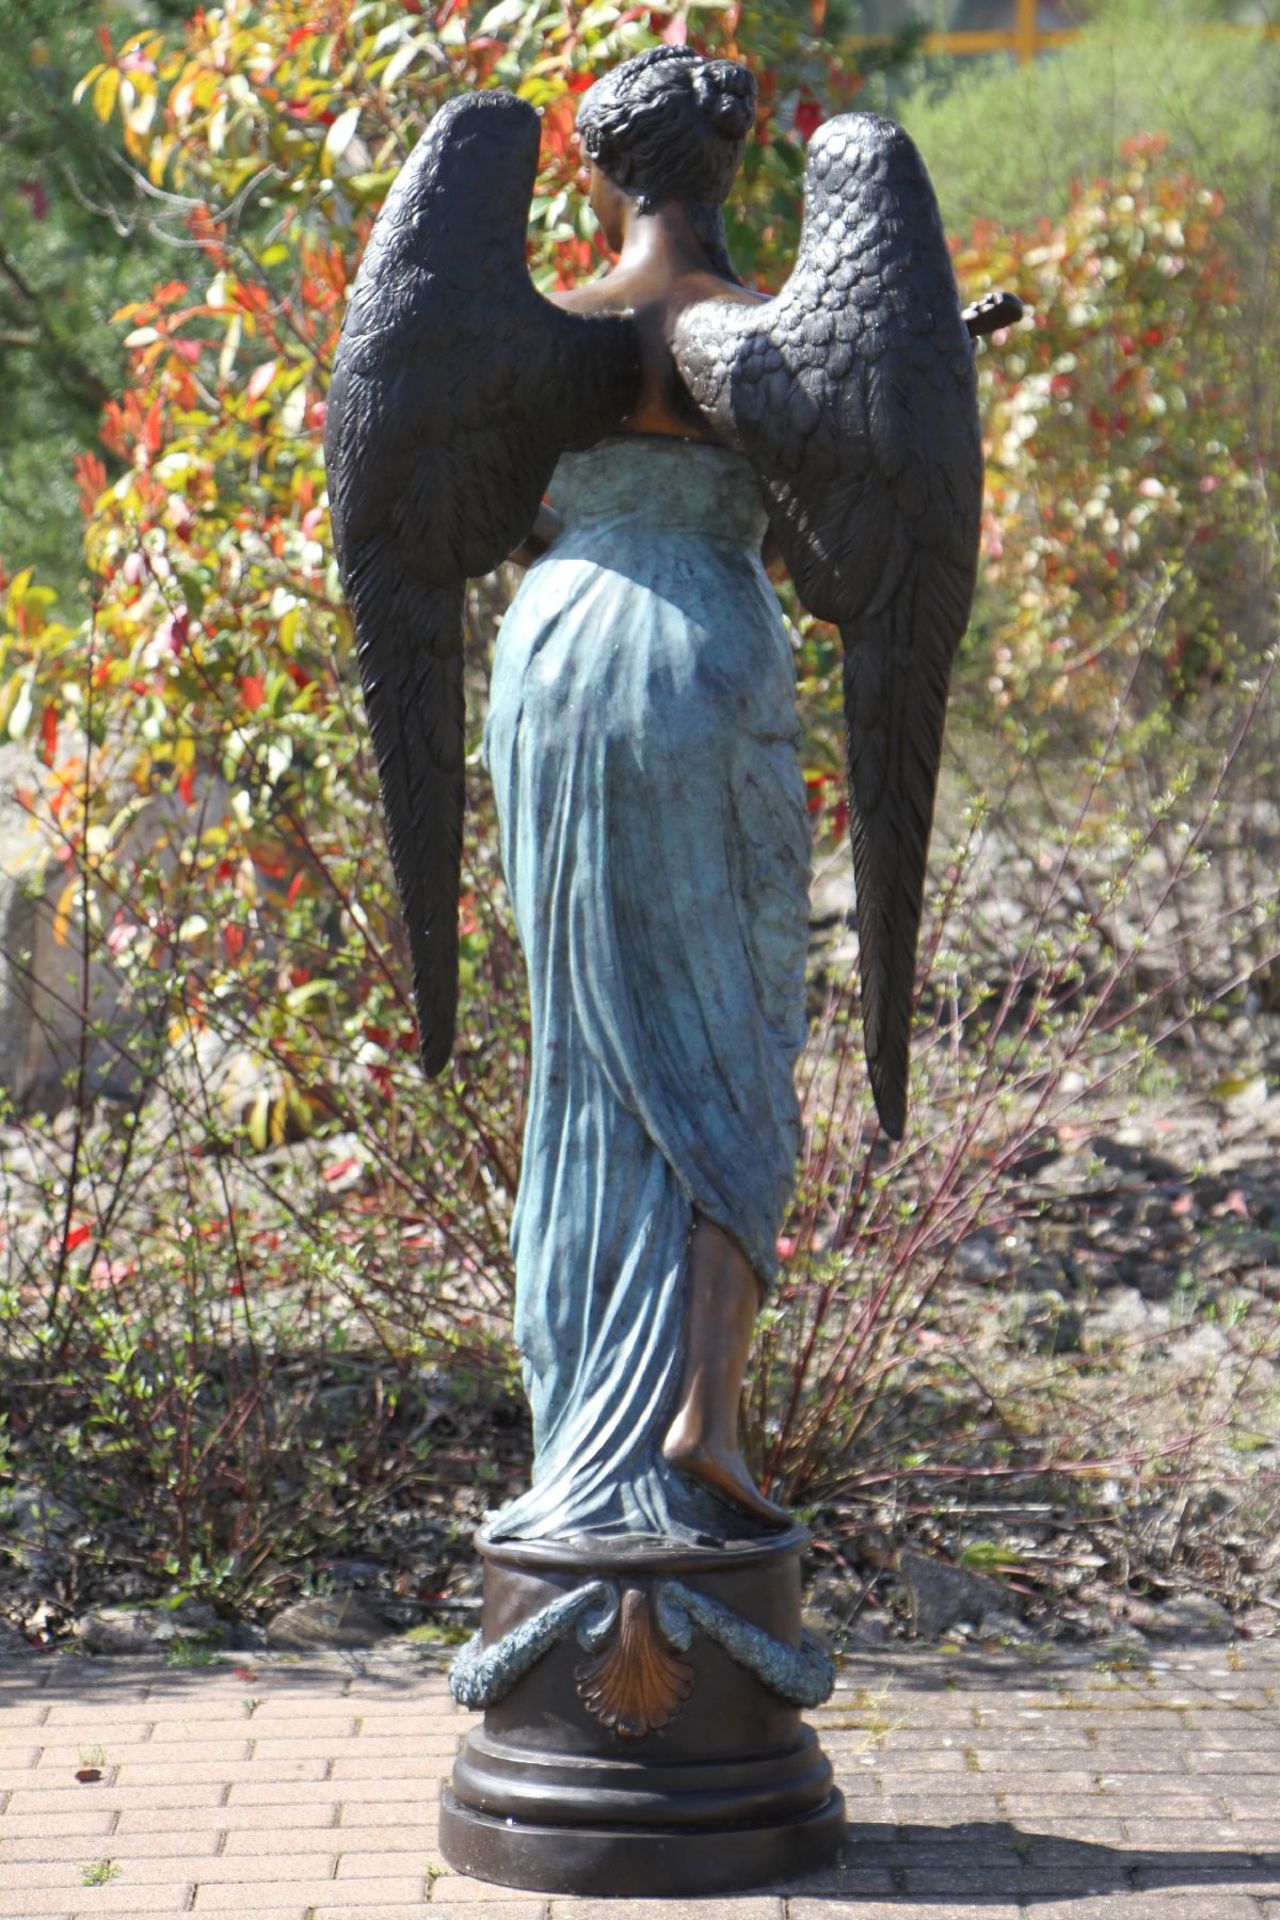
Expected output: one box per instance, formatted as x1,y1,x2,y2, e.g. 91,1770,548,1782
439,1523,846,1896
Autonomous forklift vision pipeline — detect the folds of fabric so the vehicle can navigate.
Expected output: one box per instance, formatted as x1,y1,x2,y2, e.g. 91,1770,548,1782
482,437,809,1542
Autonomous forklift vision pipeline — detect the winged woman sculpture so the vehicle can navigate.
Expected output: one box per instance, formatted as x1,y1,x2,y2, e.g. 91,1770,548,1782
325,49,984,1542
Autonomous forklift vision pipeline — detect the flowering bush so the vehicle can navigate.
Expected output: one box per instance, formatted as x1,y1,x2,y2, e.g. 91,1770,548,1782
0,0,920,1603
956,136,1275,712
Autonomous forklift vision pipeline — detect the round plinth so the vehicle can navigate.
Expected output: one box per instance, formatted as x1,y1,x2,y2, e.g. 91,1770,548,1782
440,1525,846,1896
440,1780,846,1897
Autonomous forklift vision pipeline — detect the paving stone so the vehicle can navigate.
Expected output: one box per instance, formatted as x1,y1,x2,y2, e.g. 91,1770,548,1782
1187,1749,1280,1772
900,1769,1103,1795
1215,1782,1280,1815
38,1739,253,1769
191,1876,425,1909
223,1715,359,1739
423,1879,552,1903
1170,1712,1280,1732
4,1782,227,1815
1125,1819,1280,1846
789,1905,1024,1919
997,1792,1220,1820
899,1866,1057,1894
251,1733,459,1760
335,1798,441,1828
229,1777,439,1805
2,1642,1278,1918
113,1756,328,1786
1131,1862,1280,1896
224,1820,429,1850
545,1903,784,1918
1096,1773,1223,1798
0,1828,221,1863
316,1910,542,1920
347,1713,469,1737
334,1849,438,1878
328,1755,455,1780
0,1810,115,1839
1033,1900,1264,1918
116,1802,339,1835
0,1884,192,1915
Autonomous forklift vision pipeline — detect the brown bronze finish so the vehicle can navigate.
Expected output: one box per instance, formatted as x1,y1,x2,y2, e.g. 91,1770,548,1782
439,1528,846,1895
662,1215,792,1525
575,1586,695,1738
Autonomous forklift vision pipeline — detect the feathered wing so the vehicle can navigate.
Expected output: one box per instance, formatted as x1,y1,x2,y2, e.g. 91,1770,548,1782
673,113,982,1138
325,91,639,1076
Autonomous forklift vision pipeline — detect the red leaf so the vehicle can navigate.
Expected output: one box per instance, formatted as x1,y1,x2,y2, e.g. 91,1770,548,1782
73,452,108,518
223,924,246,961
241,675,265,710
143,401,164,458
322,1156,359,1183
51,1222,93,1256
38,704,57,767
285,871,306,906
178,768,195,806
794,93,823,140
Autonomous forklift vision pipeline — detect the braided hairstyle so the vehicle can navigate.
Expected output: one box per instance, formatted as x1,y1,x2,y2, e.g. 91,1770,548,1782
577,47,756,281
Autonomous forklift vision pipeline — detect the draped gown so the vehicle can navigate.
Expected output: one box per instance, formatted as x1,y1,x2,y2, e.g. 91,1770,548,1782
483,434,810,1543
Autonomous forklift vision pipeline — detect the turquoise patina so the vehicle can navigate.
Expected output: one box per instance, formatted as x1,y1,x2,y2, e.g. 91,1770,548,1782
483,435,810,1543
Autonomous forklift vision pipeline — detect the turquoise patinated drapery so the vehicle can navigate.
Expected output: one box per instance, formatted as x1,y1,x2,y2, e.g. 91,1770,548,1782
483,436,810,1542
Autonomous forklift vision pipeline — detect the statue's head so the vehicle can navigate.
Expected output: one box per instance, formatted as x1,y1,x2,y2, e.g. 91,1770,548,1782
577,47,756,215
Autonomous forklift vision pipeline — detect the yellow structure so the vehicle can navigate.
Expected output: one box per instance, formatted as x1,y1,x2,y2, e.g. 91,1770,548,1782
848,0,1280,65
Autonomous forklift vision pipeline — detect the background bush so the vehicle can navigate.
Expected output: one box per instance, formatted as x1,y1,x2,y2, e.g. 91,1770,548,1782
0,0,1277,1630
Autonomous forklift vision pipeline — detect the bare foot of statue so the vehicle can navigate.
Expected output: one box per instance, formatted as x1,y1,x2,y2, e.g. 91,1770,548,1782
663,1411,793,1527
662,1217,792,1529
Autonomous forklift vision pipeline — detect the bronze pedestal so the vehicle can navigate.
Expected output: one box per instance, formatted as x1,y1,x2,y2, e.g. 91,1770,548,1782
439,1524,845,1896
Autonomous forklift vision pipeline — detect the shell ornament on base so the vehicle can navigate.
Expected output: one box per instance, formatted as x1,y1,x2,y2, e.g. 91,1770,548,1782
575,1586,695,1738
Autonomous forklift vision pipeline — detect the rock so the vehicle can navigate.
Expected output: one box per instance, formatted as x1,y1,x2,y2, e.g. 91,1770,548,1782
0,1483,83,1541
978,1610,1036,1644
844,1611,892,1648
265,1591,393,1651
898,1550,1022,1641
1013,1290,1084,1355
73,1600,221,1656
224,1619,270,1652
1145,1595,1234,1641
950,1232,1010,1284
0,742,165,1109
74,1609,158,1656
1167,1323,1231,1369
1087,1287,1151,1343
804,1570,864,1627
1023,1252,1081,1294
1191,1230,1278,1280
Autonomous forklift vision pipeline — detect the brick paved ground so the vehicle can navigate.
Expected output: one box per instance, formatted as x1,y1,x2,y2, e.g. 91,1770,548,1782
0,1640,1276,1919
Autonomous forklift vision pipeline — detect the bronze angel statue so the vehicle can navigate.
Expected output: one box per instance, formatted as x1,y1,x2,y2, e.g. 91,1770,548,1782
325,49,1003,1544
